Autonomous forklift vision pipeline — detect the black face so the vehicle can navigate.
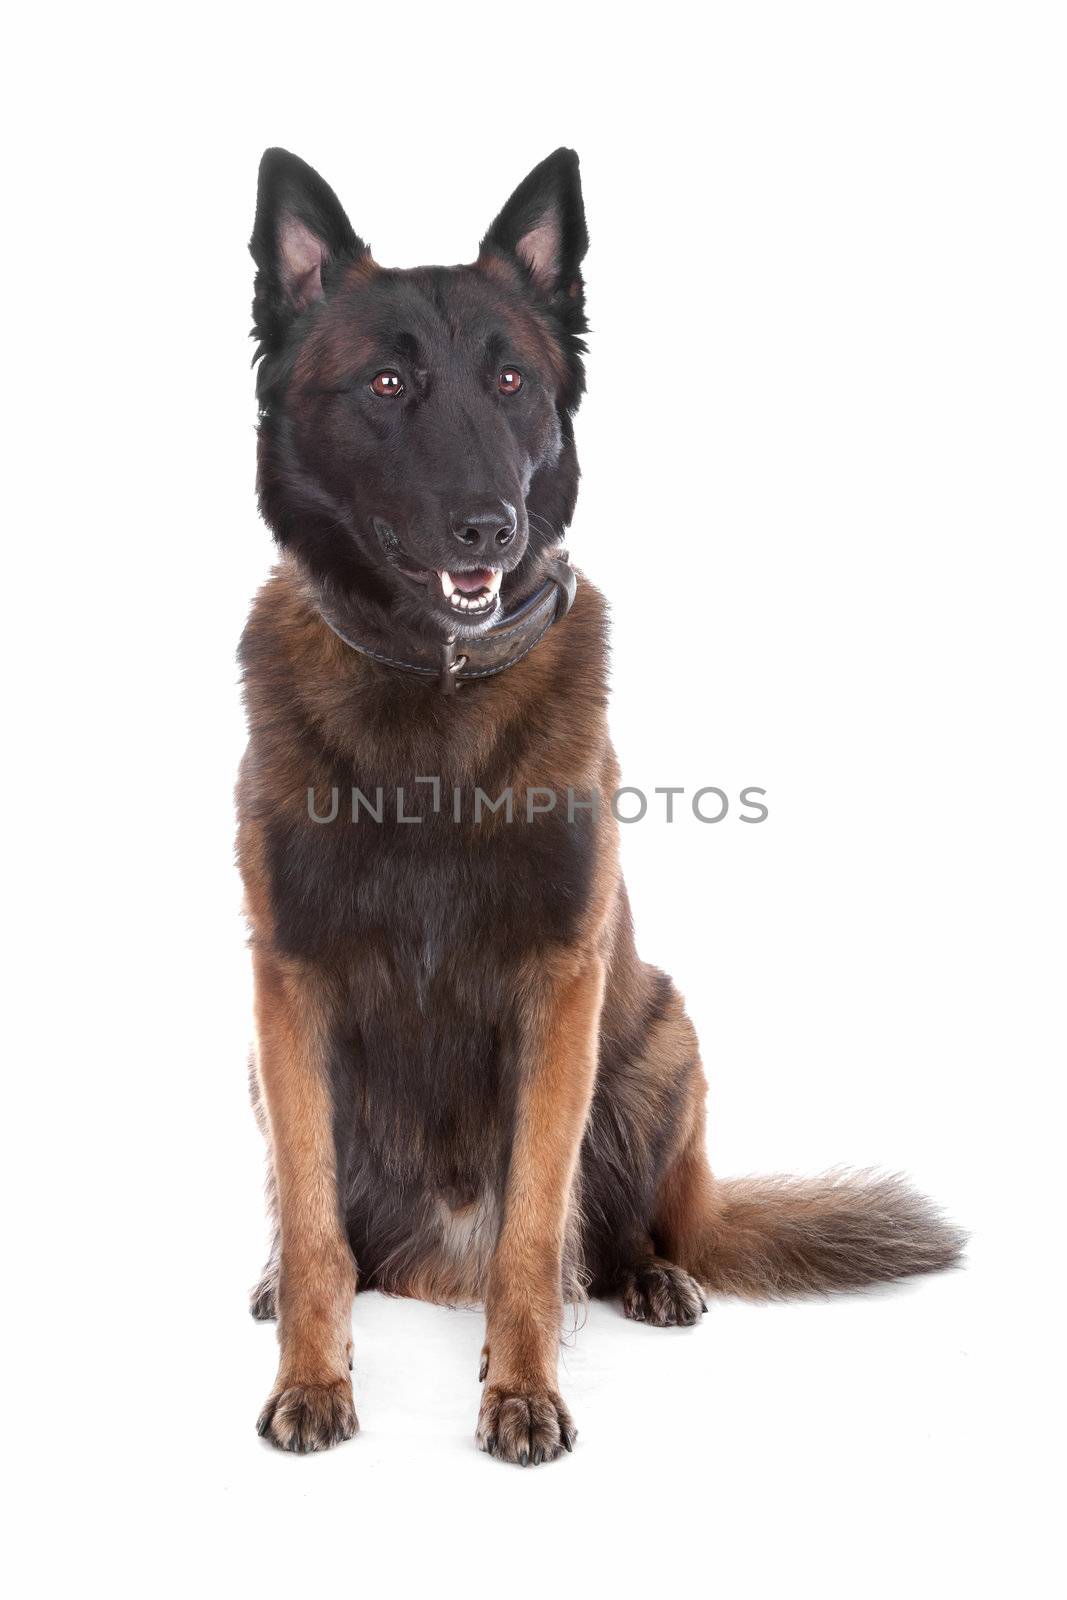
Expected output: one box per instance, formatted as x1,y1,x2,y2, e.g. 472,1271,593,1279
250,148,589,641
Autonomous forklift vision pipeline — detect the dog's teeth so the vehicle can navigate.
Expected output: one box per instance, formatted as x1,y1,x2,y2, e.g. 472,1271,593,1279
447,580,498,615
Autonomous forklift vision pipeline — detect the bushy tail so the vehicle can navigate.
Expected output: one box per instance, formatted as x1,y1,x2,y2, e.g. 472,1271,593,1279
690,1170,965,1299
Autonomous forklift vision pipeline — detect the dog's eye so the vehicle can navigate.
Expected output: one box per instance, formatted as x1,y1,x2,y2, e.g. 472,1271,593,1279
370,371,404,398
498,368,523,395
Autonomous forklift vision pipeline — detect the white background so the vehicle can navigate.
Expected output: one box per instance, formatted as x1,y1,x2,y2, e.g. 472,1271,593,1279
5,3,1064,1595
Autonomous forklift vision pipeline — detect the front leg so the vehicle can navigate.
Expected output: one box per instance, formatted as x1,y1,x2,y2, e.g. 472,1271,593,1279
251,948,358,1453
478,955,605,1465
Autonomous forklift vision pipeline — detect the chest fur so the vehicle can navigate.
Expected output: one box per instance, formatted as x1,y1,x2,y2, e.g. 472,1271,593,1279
264,799,595,971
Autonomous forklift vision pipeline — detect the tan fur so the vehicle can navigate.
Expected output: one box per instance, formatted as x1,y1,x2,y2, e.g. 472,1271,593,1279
655,1088,964,1300
251,947,358,1449
476,956,605,1460
241,145,964,1463
239,560,963,1464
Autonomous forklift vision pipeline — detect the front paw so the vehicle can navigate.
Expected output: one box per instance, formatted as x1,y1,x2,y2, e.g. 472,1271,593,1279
257,1379,357,1453
476,1385,576,1466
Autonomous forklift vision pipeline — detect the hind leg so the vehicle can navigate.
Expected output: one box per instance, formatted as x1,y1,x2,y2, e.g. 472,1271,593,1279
592,964,965,1304
651,1118,721,1290
584,965,714,1323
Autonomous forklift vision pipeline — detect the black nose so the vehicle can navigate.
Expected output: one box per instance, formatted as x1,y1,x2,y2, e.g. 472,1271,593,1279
449,502,517,556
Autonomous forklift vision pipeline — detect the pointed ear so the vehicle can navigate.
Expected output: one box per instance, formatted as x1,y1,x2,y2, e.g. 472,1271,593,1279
480,148,588,303
250,148,364,352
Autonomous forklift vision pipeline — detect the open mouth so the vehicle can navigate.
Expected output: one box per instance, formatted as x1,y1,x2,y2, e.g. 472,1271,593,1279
377,524,507,622
393,560,503,618
438,568,503,614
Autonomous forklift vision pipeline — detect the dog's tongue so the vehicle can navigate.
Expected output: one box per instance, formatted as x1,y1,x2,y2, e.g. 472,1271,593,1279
439,568,502,597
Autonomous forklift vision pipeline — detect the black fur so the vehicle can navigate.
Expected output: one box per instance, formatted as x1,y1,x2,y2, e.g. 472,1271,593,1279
249,147,588,646
240,150,965,1464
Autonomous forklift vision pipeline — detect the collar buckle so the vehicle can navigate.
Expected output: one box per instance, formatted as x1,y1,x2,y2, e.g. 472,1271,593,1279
439,639,468,695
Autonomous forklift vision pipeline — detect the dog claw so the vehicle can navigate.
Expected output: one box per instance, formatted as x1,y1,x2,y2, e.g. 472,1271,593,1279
477,1386,576,1466
620,1260,707,1329
256,1381,358,1453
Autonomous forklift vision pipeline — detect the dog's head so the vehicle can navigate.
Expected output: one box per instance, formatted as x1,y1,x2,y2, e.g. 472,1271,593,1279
250,148,588,639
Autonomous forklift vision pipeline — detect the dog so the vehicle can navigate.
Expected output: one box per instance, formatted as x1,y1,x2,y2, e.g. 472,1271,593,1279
238,147,964,1463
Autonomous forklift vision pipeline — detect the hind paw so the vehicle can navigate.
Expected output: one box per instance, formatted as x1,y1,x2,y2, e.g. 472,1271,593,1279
620,1259,707,1327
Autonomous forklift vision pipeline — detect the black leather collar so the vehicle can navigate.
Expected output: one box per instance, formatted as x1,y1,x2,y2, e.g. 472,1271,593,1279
318,556,577,694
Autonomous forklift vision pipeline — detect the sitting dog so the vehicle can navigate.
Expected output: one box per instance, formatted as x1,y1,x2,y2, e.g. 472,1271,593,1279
239,147,963,1463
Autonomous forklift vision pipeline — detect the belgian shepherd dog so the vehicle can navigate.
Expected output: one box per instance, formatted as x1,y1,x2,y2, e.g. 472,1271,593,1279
239,147,964,1463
